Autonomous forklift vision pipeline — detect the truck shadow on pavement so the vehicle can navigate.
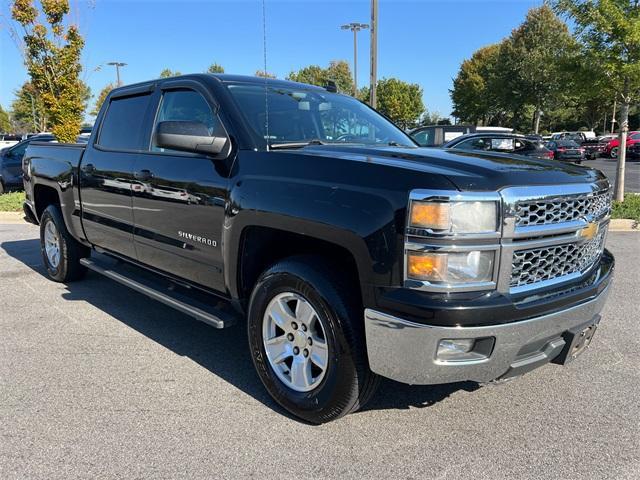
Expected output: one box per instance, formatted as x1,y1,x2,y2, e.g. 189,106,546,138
2,238,480,420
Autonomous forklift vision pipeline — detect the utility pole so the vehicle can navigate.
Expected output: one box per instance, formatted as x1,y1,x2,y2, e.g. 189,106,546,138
370,0,378,108
107,62,127,87
341,22,369,96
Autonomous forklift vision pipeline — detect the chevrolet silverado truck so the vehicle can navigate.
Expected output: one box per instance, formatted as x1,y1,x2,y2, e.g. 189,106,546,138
22,74,614,424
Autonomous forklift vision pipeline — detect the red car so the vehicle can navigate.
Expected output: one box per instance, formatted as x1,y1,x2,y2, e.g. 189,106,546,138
605,131,640,158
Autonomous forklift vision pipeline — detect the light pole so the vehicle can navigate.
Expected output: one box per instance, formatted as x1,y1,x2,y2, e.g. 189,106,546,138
370,0,378,108
107,62,127,86
341,22,369,96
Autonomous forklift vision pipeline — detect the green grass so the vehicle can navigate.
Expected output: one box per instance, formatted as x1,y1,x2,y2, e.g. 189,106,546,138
612,194,640,222
0,191,25,212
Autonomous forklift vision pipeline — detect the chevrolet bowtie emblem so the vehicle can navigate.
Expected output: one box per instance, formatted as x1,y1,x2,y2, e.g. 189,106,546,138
579,221,599,241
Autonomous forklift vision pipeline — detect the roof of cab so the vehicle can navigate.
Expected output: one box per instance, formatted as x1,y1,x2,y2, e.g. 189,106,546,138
109,73,327,97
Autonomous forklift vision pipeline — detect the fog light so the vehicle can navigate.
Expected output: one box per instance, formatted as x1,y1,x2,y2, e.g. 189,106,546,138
437,339,475,360
436,337,495,363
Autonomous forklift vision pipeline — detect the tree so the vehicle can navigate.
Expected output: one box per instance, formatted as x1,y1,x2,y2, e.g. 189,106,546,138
0,105,11,132
10,81,49,133
419,109,448,126
553,0,640,201
11,0,86,143
287,60,354,94
375,78,425,129
207,63,225,74
159,69,181,78
450,44,502,125
503,6,577,133
255,70,276,78
91,84,115,117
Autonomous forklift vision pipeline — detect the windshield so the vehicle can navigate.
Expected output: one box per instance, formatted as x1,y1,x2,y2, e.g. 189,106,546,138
226,83,415,148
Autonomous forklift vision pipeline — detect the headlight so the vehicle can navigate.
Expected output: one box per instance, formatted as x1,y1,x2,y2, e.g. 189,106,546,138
407,250,495,284
410,200,498,234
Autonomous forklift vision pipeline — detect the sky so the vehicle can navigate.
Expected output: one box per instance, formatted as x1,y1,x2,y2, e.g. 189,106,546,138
0,0,543,122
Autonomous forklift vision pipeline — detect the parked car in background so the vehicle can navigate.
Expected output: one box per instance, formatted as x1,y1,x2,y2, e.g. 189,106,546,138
410,125,513,147
604,131,640,159
599,134,617,143
581,137,608,159
550,131,607,159
0,134,56,193
442,133,554,160
545,139,585,163
627,142,640,160
551,131,596,141
0,134,22,149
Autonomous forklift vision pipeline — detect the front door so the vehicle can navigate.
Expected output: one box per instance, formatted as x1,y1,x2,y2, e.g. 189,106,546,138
132,86,230,292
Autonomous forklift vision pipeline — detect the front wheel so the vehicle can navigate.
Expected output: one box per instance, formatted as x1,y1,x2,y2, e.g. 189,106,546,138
40,205,89,282
247,256,379,424
610,147,619,159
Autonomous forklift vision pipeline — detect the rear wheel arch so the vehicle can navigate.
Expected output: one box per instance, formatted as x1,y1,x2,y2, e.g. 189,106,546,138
33,184,61,221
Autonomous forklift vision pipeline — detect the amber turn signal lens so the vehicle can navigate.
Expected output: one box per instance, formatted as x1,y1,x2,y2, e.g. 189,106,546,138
410,202,450,229
407,253,447,281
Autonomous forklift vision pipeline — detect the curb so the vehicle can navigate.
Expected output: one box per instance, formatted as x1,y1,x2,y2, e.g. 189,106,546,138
609,219,639,232
0,212,26,224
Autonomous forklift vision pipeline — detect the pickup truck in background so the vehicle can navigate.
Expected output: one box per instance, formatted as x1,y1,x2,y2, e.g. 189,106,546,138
23,74,614,423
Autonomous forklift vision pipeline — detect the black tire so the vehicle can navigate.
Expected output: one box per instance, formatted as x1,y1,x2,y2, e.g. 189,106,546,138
610,147,618,159
40,204,89,282
0,180,4,195
247,256,379,424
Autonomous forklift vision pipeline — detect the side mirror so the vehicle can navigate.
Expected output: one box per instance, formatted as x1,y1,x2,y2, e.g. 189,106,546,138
155,121,227,156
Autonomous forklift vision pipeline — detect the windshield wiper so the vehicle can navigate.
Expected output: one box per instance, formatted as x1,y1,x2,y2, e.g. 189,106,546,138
269,139,329,149
386,141,413,147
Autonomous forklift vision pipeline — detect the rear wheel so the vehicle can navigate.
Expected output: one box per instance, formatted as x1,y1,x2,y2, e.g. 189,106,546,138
40,205,89,282
247,256,379,424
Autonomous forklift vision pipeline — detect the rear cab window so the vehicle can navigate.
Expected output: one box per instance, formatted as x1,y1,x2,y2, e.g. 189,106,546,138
97,93,153,150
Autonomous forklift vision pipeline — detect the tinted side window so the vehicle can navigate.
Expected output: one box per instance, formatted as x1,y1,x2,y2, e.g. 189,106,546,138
454,138,487,151
630,133,640,140
412,130,433,146
152,89,220,152
98,93,152,150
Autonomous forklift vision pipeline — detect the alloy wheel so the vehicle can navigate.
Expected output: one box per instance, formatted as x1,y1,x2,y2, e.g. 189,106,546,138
262,292,329,392
44,220,61,268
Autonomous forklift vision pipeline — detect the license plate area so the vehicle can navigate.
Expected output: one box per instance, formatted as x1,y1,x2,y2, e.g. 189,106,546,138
552,316,600,365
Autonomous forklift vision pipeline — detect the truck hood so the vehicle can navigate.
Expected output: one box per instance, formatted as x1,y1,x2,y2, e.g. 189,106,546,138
303,145,606,191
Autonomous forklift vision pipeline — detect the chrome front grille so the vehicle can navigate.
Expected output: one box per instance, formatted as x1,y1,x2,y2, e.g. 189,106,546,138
514,189,612,227
510,228,607,289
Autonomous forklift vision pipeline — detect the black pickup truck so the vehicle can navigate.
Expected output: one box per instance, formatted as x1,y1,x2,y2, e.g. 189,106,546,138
23,74,614,423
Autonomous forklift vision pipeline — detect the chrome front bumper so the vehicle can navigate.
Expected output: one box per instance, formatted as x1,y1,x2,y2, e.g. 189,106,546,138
364,285,611,385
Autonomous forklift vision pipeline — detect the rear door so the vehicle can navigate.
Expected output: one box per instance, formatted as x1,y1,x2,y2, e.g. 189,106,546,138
131,81,231,292
80,86,154,259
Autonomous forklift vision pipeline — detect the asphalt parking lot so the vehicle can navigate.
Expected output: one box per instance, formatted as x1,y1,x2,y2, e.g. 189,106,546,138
584,157,640,193
1,221,638,480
